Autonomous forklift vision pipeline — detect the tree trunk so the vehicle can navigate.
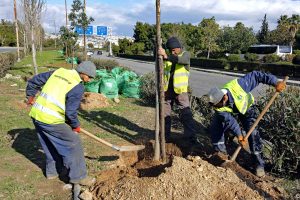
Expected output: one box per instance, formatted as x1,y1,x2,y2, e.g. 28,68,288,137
31,26,38,75
155,0,166,163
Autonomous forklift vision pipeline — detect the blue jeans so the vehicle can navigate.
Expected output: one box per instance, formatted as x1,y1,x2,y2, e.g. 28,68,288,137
32,119,87,182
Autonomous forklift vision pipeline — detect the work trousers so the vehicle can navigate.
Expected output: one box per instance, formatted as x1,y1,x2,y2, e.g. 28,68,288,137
210,106,264,168
32,118,87,182
164,90,196,140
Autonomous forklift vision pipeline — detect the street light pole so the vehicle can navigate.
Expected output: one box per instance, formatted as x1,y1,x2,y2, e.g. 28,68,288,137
13,0,20,62
64,0,68,57
83,0,87,61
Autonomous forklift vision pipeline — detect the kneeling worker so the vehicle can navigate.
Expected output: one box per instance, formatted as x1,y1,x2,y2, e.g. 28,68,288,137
26,61,97,186
208,71,286,177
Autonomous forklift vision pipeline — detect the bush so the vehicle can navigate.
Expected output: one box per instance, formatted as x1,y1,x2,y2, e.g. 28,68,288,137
284,54,295,63
190,95,214,128
244,53,259,62
139,72,156,106
227,54,241,62
91,58,120,71
191,58,229,69
293,50,300,55
262,54,280,63
257,86,300,178
0,52,19,78
292,54,300,65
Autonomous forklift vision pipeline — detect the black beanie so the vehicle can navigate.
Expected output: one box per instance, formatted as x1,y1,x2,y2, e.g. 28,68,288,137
166,37,181,49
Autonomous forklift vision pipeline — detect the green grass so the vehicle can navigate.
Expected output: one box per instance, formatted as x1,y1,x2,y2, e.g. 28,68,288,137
15,50,65,68
8,50,70,77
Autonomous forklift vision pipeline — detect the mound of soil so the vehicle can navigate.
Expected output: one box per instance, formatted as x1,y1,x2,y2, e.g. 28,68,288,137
87,142,285,200
80,92,110,110
91,156,264,200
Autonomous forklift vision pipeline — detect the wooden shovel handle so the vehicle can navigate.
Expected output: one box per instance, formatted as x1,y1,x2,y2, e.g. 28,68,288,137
230,76,289,161
80,128,118,150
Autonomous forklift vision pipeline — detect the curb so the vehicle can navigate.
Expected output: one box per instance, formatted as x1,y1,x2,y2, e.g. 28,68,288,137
114,56,300,86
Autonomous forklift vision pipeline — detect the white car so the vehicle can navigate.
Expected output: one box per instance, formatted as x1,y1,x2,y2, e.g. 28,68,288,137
87,51,94,56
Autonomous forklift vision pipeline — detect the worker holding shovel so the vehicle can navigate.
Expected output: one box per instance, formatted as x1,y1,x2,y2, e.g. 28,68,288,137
208,71,286,177
26,61,96,186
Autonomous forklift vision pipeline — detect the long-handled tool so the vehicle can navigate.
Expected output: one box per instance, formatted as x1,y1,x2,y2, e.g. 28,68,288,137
80,128,145,152
229,76,289,162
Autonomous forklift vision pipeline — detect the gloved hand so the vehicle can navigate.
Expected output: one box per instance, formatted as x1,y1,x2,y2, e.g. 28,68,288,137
238,135,247,148
275,81,286,92
73,126,81,133
26,96,35,106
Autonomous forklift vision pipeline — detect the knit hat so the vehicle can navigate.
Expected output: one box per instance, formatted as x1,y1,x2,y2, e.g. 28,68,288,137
166,37,182,49
75,61,96,78
208,87,228,105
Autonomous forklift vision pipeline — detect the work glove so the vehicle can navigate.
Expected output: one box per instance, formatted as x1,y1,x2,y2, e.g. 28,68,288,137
26,96,35,106
73,126,81,134
238,135,247,148
275,81,286,92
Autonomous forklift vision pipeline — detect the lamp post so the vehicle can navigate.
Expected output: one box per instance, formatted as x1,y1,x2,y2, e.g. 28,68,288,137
13,0,20,62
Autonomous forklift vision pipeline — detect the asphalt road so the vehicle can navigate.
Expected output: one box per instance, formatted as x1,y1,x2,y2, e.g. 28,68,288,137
91,52,271,97
0,47,19,53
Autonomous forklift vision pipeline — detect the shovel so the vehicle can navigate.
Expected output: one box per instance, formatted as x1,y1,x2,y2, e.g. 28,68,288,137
80,128,145,152
227,76,289,163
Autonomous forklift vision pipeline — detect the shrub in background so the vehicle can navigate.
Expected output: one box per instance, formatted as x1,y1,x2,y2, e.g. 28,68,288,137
293,50,300,55
227,54,241,62
91,58,120,71
262,54,280,63
244,53,259,62
257,86,300,178
292,54,300,65
190,95,214,128
139,72,156,106
284,54,295,63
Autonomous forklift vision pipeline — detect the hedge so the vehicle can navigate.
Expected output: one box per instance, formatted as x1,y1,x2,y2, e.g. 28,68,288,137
117,54,300,78
0,51,24,78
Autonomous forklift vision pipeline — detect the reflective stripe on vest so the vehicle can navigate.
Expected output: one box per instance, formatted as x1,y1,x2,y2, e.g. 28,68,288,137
163,52,189,94
216,79,254,114
29,68,81,124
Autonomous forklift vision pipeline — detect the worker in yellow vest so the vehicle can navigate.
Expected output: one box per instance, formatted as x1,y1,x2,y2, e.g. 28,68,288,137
26,61,96,186
158,37,197,144
208,71,286,177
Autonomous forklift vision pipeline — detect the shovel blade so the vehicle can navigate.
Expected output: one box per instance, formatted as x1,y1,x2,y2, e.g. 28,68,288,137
117,145,145,152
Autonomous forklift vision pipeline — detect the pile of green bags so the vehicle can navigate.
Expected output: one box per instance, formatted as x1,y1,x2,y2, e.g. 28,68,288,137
83,67,140,99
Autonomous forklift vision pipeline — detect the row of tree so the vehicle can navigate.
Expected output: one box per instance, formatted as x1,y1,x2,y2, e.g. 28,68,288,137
117,14,300,58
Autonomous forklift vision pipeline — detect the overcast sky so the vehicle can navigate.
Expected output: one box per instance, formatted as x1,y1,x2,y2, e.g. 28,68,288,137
1,0,300,36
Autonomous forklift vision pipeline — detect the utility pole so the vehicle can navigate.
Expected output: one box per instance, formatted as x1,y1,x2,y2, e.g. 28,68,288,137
65,0,68,57
83,0,87,61
108,27,113,57
54,19,57,49
13,0,20,62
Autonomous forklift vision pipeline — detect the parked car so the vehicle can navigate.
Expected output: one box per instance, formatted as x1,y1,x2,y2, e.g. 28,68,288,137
97,50,103,55
87,51,94,56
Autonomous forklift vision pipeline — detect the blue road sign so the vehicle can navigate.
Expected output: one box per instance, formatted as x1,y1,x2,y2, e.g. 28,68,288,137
97,26,108,36
75,26,93,35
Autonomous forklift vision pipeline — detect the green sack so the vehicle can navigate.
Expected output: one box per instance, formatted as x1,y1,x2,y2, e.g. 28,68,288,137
66,57,78,64
111,67,126,90
100,77,118,98
96,69,109,80
122,78,140,98
84,80,101,93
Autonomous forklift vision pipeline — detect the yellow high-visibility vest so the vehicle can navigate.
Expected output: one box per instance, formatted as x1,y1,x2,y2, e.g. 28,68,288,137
29,68,81,124
163,52,189,94
216,79,254,114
